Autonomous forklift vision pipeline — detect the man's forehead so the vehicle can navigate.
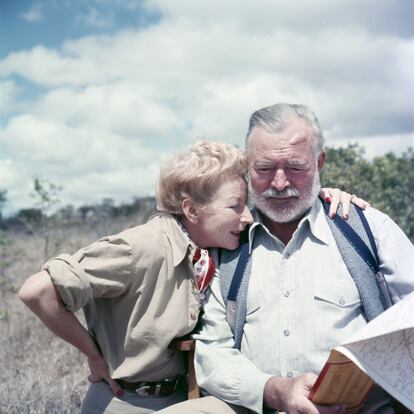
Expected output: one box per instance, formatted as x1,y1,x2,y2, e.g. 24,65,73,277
281,134,309,147
249,128,314,153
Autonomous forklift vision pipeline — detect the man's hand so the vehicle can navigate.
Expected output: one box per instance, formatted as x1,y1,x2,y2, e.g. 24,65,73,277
87,354,123,398
264,374,346,414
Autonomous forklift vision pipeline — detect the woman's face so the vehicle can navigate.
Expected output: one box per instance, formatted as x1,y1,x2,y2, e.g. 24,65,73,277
195,176,253,250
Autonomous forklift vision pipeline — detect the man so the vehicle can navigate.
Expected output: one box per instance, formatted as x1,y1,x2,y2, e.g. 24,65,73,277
158,103,414,414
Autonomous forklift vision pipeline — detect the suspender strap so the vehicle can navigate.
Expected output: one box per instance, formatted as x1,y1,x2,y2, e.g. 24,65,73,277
321,200,392,318
321,202,380,273
356,204,379,264
219,227,253,350
227,241,250,302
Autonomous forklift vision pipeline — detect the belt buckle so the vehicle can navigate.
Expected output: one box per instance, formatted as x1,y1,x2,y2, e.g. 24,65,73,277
135,384,151,396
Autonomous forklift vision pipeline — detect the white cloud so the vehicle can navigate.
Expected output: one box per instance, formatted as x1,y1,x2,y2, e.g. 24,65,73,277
0,80,19,115
20,3,44,22
1,114,157,171
1,0,413,213
0,113,161,213
32,83,184,138
151,0,414,38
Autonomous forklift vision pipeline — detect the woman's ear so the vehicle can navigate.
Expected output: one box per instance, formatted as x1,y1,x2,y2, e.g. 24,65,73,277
182,198,199,224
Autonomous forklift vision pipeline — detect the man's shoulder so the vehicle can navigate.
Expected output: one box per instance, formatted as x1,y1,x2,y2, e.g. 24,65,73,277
362,206,393,231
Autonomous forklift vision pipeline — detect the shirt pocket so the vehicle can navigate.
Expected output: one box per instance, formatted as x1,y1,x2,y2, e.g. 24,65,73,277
314,280,361,308
313,280,362,351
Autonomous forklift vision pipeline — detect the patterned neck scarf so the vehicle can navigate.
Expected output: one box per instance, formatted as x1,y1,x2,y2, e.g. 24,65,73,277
176,219,216,299
192,247,216,294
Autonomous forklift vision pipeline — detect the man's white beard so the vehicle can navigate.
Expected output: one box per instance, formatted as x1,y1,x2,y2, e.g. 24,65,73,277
251,171,321,223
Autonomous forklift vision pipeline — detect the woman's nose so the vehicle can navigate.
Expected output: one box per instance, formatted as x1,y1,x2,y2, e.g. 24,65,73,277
241,205,254,225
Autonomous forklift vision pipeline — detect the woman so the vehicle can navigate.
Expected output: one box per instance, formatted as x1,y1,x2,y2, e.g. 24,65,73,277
18,141,365,414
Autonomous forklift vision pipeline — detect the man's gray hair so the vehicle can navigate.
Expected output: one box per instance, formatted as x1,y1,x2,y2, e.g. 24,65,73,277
246,103,325,155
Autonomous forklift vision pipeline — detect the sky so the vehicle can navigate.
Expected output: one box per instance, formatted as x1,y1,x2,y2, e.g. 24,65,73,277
1,0,413,215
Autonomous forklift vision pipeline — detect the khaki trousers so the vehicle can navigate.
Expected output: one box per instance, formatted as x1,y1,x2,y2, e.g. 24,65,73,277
80,381,187,414
156,396,251,414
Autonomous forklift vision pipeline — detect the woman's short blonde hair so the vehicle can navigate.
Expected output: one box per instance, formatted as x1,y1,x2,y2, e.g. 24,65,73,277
156,140,247,216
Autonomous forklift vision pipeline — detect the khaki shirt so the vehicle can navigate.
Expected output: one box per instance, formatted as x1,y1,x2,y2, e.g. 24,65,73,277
43,213,201,381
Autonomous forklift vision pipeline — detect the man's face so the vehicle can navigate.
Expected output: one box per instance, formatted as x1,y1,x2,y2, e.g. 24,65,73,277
248,119,325,223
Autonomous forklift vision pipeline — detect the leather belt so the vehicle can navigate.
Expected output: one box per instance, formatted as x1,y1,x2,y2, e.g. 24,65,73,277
117,377,181,396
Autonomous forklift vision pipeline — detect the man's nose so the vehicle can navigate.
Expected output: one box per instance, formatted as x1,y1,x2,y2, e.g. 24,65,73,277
271,169,290,191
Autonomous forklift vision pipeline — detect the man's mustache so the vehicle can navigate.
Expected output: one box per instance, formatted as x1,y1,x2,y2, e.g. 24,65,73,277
260,187,300,199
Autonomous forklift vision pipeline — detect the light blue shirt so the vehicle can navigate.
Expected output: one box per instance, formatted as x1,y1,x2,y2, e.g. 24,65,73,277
194,201,414,413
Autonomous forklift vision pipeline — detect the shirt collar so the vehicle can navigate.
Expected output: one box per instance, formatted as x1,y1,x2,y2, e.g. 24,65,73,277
158,213,195,267
305,199,332,245
248,209,276,252
248,199,331,251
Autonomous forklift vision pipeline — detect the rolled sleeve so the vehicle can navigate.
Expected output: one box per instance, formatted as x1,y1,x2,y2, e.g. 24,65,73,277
43,235,133,312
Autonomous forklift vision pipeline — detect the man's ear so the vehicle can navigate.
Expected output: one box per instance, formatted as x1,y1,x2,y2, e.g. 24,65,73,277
182,198,199,224
317,151,326,172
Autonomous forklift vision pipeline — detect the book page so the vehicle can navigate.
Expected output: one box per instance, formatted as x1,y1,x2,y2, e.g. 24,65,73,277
338,291,414,410
338,329,414,410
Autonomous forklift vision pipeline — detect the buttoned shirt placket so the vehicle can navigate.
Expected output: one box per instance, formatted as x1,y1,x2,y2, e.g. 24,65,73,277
248,219,300,379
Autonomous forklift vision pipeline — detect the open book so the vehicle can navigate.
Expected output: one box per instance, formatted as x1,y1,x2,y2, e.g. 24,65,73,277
309,291,414,413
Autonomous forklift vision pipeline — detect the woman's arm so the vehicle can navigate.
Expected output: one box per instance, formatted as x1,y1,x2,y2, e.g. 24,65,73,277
19,271,123,397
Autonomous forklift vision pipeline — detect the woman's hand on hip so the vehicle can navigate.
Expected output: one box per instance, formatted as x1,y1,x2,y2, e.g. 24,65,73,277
88,354,124,398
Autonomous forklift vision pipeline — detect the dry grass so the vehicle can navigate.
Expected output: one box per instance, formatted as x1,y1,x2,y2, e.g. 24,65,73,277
0,213,150,414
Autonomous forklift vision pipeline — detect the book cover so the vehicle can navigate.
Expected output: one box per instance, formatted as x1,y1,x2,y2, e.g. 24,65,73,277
309,349,373,413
